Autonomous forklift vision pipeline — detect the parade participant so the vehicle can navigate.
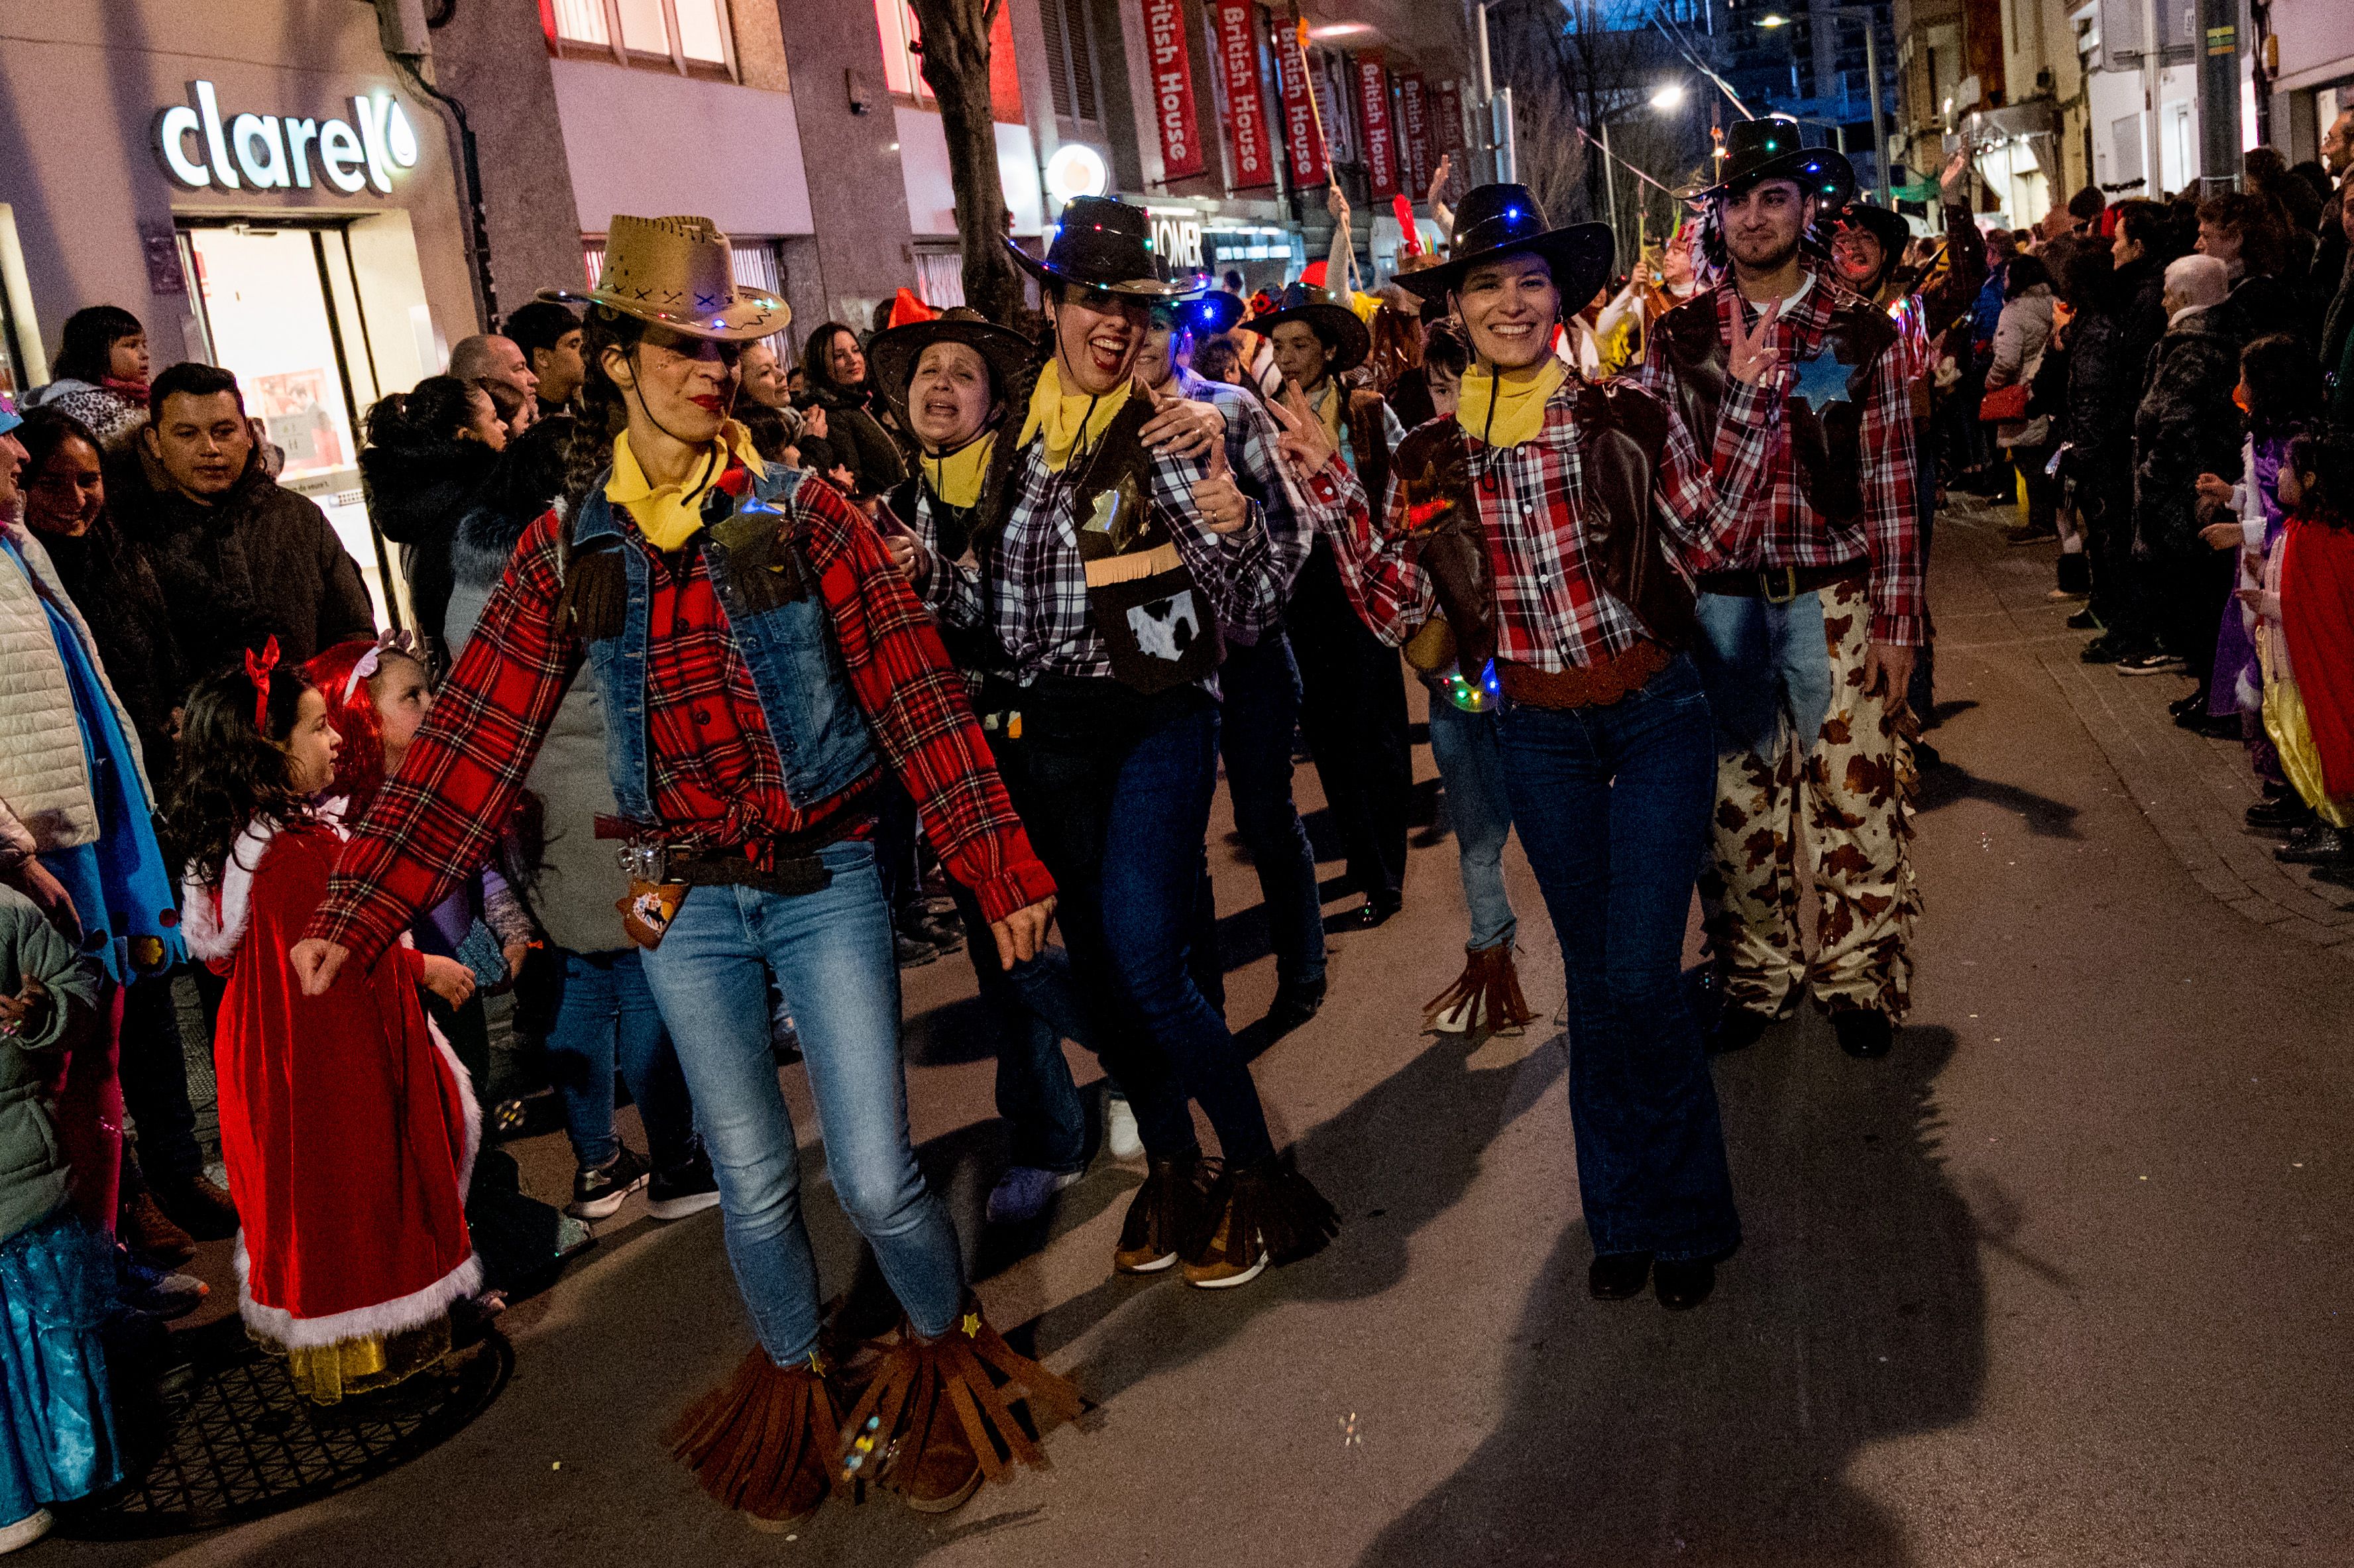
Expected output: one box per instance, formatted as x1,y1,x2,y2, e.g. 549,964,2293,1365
1641,119,1923,1062
868,306,1100,1223
1309,182,1784,1309
1136,290,1329,1034
294,216,1074,1523
1250,279,1414,927
913,197,1340,1290
170,653,479,1404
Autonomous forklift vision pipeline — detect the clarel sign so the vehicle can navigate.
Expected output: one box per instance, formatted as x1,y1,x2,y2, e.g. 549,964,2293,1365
153,80,420,195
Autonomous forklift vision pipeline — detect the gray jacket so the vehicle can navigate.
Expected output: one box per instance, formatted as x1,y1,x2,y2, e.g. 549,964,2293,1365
445,503,628,956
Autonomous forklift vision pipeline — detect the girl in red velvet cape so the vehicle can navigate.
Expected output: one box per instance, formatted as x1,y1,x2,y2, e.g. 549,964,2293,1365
166,645,480,1404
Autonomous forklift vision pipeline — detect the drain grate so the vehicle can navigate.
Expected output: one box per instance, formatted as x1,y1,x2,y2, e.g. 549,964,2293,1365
61,1316,510,1540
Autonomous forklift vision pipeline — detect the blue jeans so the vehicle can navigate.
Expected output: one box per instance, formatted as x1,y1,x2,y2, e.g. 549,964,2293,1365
996,684,1275,1167
637,840,962,1363
542,948,701,1173
1425,693,1517,952
1496,654,1740,1262
947,878,1090,1174
1218,632,1327,985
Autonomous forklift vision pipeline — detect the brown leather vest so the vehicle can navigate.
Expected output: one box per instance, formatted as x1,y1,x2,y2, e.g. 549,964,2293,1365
1655,288,1897,528
1342,387,1394,515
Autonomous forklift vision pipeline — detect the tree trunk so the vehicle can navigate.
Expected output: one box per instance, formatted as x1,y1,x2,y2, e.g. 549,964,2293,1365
906,0,1025,324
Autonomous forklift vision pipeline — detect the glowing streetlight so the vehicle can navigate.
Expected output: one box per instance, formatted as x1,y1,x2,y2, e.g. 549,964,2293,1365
1650,83,1687,110
1759,12,1791,25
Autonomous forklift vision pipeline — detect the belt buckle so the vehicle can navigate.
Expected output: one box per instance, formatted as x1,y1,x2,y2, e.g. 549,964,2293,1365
614,836,670,883
1762,565,1801,605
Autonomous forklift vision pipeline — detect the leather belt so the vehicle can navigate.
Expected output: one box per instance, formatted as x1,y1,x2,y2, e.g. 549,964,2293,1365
593,813,858,897
1695,560,1868,604
1494,640,1671,711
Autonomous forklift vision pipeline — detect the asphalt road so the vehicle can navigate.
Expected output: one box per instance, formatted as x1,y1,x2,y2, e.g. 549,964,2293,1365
59,496,2354,1567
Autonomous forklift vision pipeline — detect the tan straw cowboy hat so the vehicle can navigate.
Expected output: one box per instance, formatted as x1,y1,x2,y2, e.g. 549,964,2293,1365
538,215,789,342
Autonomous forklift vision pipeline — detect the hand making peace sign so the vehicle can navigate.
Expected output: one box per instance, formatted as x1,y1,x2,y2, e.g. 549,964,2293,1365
1728,298,1783,386
1264,382,1339,481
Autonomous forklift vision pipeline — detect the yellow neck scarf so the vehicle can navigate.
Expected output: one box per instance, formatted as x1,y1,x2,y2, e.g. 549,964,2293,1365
1457,358,1567,449
606,420,767,551
1019,358,1131,473
922,432,995,510
1310,378,1344,448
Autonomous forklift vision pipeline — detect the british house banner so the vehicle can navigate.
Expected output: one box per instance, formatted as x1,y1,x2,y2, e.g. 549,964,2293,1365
1273,20,1326,188
1141,0,1205,180
1398,72,1431,194
1357,52,1397,199
1214,1,1275,190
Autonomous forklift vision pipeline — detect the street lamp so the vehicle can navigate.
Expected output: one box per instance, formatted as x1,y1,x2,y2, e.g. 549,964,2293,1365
1753,7,1890,209
1598,82,1691,269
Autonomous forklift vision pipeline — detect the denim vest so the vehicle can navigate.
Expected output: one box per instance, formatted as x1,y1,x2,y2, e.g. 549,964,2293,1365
571,463,879,822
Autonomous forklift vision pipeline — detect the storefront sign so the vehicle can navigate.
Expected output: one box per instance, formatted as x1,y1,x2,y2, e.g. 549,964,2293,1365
1357,54,1397,200
1214,1,1275,192
1149,209,1205,271
1399,73,1431,196
154,80,418,196
1273,23,1326,189
1140,0,1205,181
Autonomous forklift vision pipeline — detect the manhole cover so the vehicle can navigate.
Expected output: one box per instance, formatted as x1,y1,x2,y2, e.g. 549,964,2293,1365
61,1315,510,1539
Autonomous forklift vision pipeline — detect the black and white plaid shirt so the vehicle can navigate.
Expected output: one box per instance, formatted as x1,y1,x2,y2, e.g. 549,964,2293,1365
1174,366,1315,606
928,429,1308,690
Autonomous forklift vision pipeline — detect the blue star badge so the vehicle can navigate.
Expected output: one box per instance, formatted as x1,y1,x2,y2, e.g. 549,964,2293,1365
1787,349,1856,414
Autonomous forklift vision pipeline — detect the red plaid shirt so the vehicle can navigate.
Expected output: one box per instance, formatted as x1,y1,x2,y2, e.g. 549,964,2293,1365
1306,375,1779,673
308,470,1054,965
1636,262,1925,646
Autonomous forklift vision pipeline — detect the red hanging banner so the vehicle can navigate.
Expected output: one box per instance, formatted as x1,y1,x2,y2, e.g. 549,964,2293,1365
1214,1,1275,191
1273,19,1326,189
1357,54,1398,199
1398,72,1431,196
1140,0,1205,180
1435,78,1465,156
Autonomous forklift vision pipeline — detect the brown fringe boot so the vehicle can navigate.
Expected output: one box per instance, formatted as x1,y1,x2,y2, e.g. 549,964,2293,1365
1181,1152,1341,1289
1424,941,1537,1036
1113,1150,1217,1275
838,1309,1084,1513
669,1346,844,1529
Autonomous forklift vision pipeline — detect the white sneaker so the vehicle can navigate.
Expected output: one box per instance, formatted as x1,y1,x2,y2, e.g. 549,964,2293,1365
1429,989,1483,1035
1105,1092,1143,1160
0,1511,52,1554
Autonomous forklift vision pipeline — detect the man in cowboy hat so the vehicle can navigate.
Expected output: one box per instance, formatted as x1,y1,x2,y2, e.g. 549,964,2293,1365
909,195,1344,1292
294,215,1074,1526
1638,117,1925,1063
1300,180,1787,1310
1249,279,1416,929
1137,288,1330,1036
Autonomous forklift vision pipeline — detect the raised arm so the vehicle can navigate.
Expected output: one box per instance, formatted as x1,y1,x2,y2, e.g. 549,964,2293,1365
1268,386,1428,645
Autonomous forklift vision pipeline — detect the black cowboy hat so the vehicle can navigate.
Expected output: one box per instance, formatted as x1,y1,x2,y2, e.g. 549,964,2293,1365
1831,199,1912,291
1696,118,1855,207
868,307,1037,416
1247,282,1372,372
1393,184,1614,309
1155,289,1245,337
1004,196,1186,300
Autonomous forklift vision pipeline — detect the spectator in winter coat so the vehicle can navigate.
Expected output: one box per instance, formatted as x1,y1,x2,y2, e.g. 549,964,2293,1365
127,363,373,682
2076,201,2181,664
2130,256,2246,686
502,301,585,419
24,306,150,453
796,322,907,498
2198,191,2308,347
1984,256,2058,545
358,376,505,663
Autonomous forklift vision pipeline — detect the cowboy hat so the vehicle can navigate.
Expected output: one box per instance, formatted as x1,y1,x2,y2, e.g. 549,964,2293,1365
1392,184,1614,309
1005,196,1187,300
1247,283,1371,373
1155,290,1246,337
868,307,1038,416
1693,119,1855,208
539,215,789,342
1830,199,1912,291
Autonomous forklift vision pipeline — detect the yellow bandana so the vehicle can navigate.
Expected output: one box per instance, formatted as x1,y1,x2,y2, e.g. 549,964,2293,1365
922,432,996,510
1456,358,1568,449
1311,378,1345,448
606,420,767,551
1018,358,1131,473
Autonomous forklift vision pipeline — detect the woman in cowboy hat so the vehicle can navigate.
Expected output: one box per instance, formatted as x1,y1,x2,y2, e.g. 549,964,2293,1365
1300,180,1788,1311
908,195,1345,1290
1248,280,1418,932
294,215,1075,1526
1637,119,1929,1068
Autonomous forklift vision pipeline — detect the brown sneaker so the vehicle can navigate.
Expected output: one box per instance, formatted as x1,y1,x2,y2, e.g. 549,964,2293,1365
120,1189,197,1267
151,1174,240,1242
1113,1152,1214,1274
897,1387,983,1514
1180,1186,1267,1290
1180,1154,1339,1290
839,1309,1084,1513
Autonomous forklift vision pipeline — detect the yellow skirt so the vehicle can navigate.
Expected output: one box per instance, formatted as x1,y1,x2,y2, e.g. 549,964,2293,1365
2262,678,2353,830
255,1314,453,1405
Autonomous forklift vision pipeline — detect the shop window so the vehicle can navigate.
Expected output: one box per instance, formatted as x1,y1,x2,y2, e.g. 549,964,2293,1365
913,248,967,310
1037,0,1099,127
541,0,737,79
874,0,936,102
